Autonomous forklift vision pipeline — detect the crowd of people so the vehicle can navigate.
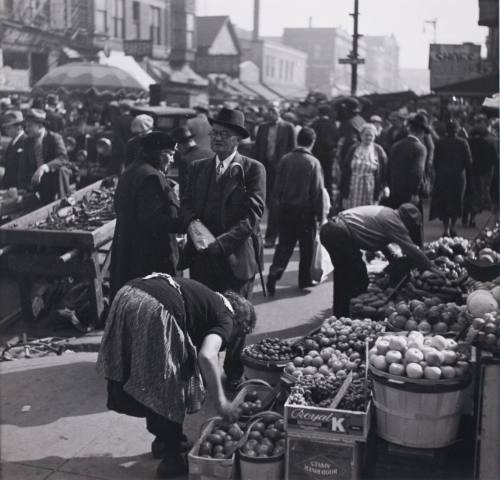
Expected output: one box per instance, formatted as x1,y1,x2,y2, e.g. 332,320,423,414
0,91,498,478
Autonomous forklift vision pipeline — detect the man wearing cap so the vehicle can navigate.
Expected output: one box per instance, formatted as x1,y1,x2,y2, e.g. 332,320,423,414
110,131,182,300
125,114,154,167
387,113,429,240
254,106,296,247
320,203,433,317
1,110,26,189
20,108,70,204
180,107,266,389
335,97,366,166
172,126,212,198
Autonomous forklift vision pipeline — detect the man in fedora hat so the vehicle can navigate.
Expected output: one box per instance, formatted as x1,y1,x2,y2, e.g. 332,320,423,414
172,126,212,198
320,203,433,317
20,108,71,204
1,110,26,188
180,107,266,389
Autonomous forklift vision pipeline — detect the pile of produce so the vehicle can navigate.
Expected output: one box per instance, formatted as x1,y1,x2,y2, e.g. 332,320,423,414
369,333,470,380
294,317,385,355
240,414,286,458
464,287,500,350
197,420,245,459
243,337,293,362
236,389,265,417
424,236,469,262
385,299,469,335
465,311,500,350
350,285,401,320
287,375,369,411
30,183,116,232
468,225,500,265
405,268,464,303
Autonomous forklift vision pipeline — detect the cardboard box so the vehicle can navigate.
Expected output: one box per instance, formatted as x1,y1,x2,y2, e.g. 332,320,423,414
286,435,362,480
284,400,371,442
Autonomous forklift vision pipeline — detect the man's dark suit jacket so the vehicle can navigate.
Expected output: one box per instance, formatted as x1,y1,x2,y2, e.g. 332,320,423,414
254,120,296,166
1,133,26,188
180,152,266,281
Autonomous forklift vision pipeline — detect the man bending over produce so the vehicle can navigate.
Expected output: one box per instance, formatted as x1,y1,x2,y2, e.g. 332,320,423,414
320,203,433,317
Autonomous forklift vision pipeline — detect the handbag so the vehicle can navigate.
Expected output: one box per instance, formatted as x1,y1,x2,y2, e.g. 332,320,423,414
310,232,334,283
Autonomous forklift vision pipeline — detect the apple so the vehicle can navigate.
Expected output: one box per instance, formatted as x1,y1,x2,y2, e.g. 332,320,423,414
408,331,425,343
406,362,424,379
389,363,405,376
385,350,403,364
376,339,391,355
417,321,432,335
441,350,458,366
445,339,458,351
405,348,424,363
293,357,304,367
441,366,456,379
389,336,407,352
405,319,419,331
371,355,388,371
425,349,444,366
430,335,447,351
424,366,442,380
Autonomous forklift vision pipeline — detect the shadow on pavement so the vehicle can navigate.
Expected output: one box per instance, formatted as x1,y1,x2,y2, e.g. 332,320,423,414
1,360,107,427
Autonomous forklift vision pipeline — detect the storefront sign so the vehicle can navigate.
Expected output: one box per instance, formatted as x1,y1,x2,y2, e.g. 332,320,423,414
123,40,153,57
478,0,498,26
429,43,487,90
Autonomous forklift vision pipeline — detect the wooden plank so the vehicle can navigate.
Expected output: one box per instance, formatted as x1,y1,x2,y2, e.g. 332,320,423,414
8,253,98,278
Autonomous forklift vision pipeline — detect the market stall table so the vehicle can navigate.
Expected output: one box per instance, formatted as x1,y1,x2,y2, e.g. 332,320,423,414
0,179,116,324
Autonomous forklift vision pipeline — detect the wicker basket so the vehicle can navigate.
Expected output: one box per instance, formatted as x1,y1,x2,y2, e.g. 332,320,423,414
464,258,500,282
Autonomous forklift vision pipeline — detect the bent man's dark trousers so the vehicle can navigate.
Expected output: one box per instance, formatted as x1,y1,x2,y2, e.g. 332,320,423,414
320,219,369,317
269,205,316,288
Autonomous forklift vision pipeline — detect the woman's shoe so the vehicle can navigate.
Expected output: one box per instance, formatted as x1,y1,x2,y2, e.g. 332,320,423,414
156,453,188,478
152,437,193,459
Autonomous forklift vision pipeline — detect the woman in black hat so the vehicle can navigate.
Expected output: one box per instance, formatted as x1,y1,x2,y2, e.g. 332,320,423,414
109,131,184,300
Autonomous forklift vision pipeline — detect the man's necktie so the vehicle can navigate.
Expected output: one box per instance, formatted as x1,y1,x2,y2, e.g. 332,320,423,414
216,161,224,180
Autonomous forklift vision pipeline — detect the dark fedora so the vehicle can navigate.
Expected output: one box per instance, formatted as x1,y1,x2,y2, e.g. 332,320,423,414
140,131,175,152
171,126,194,144
2,110,23,127
209,107,249,139
25,108,47,124
339,97,361,113
408,113,431,134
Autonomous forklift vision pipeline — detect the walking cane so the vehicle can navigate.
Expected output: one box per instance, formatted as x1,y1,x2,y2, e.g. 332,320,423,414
252,234,267,297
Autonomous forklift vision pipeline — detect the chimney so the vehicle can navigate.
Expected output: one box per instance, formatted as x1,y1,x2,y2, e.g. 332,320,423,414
253,0,260,42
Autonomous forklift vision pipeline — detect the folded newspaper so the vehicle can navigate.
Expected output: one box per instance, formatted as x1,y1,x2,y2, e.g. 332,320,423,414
188,219,216,251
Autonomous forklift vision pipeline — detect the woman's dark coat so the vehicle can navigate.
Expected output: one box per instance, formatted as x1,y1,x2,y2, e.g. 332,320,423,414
109,161,182,300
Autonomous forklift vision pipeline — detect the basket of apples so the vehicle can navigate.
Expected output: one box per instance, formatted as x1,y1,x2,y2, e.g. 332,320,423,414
368,332,471,386
238,411,286,479
188,417,247,479
232,379,277,422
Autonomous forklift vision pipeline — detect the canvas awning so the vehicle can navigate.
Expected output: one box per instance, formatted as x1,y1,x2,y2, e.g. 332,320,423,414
98,50,155,90
145,60,208,87
433,72,499,97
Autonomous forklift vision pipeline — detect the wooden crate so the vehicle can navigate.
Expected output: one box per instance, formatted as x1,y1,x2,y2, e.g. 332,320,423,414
285,434,362,480
0,179,115,249
284,400,372,443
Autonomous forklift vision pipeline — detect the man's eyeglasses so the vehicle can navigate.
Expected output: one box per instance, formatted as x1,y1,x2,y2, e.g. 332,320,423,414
209,130,235,140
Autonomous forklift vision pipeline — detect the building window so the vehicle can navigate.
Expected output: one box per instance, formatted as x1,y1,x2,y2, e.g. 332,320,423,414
150,6,161,44
270,56,275,78
132,1,140,39
112,0,124,38
290,62,294,81
313,44,321,59
279,59,284,80
284,61,289,81
186,13,195,49
95,0,108,34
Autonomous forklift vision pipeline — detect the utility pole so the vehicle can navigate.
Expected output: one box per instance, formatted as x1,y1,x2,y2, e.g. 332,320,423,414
349,0,361,96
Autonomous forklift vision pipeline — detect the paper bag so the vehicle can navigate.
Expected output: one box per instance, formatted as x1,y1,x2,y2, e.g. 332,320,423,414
187,220,216,251
311,232,333,283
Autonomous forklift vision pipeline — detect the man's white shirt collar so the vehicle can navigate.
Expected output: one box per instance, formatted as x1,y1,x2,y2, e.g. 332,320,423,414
215,150,237,175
